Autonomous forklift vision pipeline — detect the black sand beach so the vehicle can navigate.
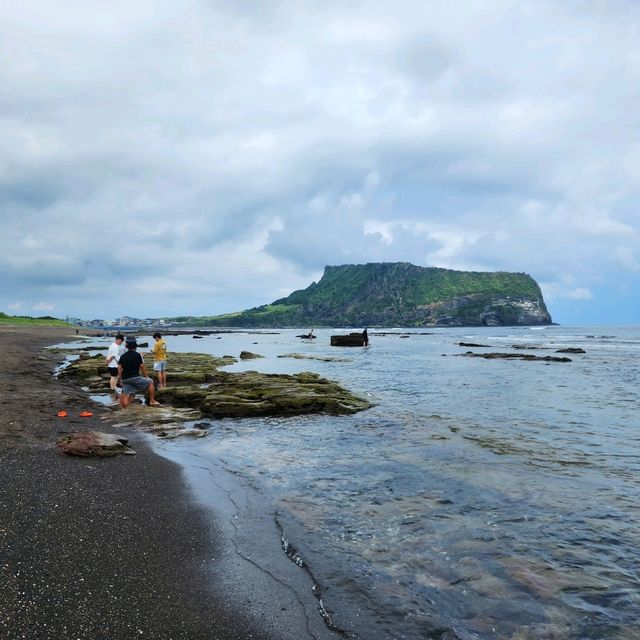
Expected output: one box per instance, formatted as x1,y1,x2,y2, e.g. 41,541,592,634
0,326,337,640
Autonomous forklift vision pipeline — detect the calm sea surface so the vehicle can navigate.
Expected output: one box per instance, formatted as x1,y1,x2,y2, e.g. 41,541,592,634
82,326,640,639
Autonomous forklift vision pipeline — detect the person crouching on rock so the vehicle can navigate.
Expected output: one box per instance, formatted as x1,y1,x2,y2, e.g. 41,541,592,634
117,336,160,409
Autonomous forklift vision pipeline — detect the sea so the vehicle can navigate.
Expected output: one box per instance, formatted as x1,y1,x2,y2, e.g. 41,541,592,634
70,325,640,639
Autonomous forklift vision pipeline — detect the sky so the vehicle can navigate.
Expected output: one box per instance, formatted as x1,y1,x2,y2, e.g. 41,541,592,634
1,0,639,325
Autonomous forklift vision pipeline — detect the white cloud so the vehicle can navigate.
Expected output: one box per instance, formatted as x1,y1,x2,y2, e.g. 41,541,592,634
0,0,639,322
613,246,640,272
363,220,394,245
540,280,594,303
567,288,594,301
32,302,56,312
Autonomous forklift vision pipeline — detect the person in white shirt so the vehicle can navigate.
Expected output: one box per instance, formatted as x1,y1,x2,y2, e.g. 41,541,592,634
105,334,125,390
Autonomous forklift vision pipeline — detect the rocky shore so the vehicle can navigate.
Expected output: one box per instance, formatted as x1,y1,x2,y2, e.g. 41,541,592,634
0,326,343,640
58,349,371,439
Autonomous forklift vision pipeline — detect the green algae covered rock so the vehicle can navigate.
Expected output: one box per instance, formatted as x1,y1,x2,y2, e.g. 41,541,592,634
158,370,371,417
59,350,372,418
60,351,237,389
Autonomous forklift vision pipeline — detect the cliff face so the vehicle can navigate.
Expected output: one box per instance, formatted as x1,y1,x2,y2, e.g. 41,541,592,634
181,262,552,327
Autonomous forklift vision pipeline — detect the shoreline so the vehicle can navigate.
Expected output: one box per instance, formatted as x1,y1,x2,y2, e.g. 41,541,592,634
0,325,338,640
152,440,342,640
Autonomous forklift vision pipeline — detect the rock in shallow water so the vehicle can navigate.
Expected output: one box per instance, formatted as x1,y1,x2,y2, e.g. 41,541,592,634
60,351,373,422
157,428,208,440
239,351,264,359
159,370,372,417
460,351,571,363
278,353,351,363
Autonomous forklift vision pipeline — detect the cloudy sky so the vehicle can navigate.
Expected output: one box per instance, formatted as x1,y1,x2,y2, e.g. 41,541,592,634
2,0,639,324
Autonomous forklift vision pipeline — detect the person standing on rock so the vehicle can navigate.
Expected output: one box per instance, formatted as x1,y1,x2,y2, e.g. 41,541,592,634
105,334,125,391
151,332,168,388
362,328,369,347
117,336,160,409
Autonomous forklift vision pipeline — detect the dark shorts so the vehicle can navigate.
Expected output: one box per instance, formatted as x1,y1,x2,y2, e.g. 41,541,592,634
122,375,153,395
108,367,118,377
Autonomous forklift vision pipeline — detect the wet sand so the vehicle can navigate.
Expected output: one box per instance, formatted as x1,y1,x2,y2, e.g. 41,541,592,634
0,326,335,640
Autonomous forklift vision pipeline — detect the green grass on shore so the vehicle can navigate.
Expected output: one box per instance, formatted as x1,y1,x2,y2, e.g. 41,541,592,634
0,312,70,327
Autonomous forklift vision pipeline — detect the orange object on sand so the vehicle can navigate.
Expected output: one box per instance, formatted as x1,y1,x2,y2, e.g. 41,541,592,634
79,411,93,418
57,410,68,418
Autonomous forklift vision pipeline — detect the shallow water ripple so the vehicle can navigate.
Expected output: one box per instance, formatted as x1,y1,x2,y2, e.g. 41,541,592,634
160,325,639,639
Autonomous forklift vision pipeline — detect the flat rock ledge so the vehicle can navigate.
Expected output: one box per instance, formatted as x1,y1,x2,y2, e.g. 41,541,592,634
159,370,370,418
57,432,135,457
278,353,352,363
460,351,571,363
60,352,372,430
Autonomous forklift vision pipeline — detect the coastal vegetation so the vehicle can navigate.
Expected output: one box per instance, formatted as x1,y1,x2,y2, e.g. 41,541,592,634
0,312,69,327
165,262,551,328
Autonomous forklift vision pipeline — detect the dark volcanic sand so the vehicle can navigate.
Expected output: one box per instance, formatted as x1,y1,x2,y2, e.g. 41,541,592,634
0,326,329,640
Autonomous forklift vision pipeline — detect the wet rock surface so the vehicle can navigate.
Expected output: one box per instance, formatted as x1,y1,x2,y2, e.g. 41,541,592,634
330,333,367,347
511,343,545,350
240,350,265,359
460,351,572,363
61,351,372,426
278,353,352,363
59,351,236,389
160,370,371,418
57,431,135,457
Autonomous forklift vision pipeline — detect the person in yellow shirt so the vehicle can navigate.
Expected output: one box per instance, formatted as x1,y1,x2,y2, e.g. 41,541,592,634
151,332,168,388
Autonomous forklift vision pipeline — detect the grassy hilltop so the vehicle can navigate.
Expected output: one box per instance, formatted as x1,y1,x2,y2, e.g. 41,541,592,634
168,262,552,328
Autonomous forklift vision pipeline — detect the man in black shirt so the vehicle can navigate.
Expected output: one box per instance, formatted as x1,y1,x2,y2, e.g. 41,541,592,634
117,336,160,409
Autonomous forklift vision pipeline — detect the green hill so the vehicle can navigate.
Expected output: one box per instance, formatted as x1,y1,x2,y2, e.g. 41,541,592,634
0,312,69,327
169,262,552,328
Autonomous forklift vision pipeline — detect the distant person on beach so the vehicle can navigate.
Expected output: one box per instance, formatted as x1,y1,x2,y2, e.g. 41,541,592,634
151,332,167,388
362,328,369,347
105,334,125,391
117,336,160,409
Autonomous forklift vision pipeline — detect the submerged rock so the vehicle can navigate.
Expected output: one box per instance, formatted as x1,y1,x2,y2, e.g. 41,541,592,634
157,428,208,440
555,347,586,354
57,432,135,457
278,353,351,363
109,404,201,431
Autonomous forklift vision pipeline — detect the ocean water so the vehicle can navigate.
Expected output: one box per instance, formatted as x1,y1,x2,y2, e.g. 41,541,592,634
80,326,640,639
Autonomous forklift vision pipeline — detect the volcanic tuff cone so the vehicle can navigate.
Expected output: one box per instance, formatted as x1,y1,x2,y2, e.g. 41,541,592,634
168,262,552,328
